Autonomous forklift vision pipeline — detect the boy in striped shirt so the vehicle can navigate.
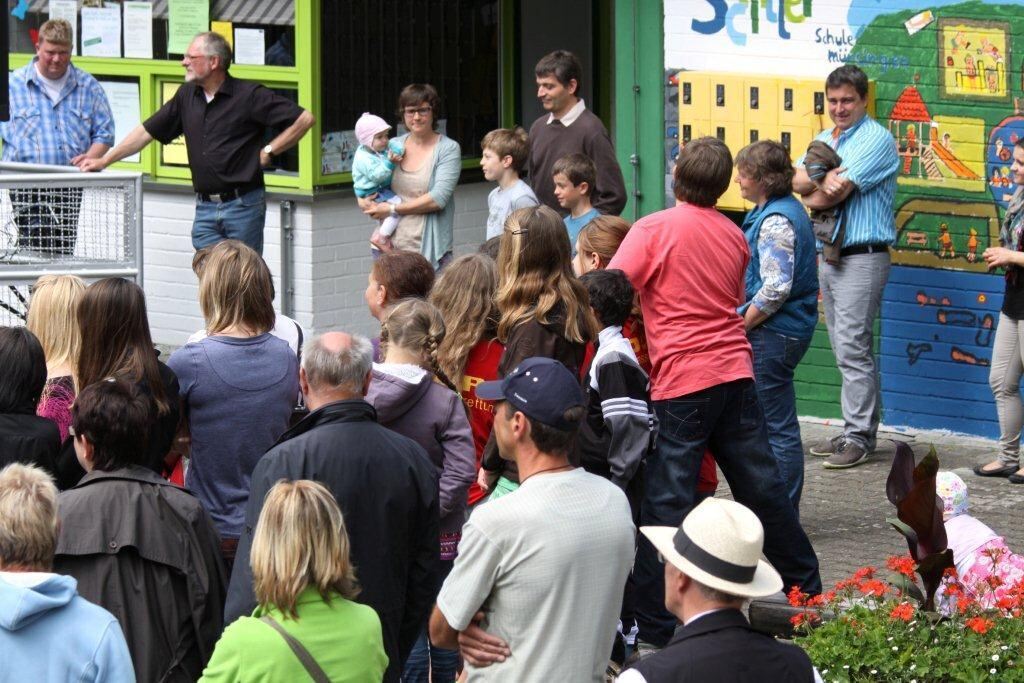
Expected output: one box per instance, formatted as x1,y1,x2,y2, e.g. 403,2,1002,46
578,268,656,516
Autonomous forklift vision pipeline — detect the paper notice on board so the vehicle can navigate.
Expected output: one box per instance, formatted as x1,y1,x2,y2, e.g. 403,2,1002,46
81,5,122,58
123,2,153,59
211,21,233,50
234,28,265,65
99,81,142,162
168,0,209,55
49,0,78,56
160,82,189,166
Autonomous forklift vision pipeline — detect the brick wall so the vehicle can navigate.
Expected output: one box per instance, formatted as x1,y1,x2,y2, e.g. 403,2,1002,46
143,182,490,346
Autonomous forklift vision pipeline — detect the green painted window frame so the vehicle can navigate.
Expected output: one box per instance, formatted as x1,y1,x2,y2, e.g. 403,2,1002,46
9,0,316,192
311,0,516,189
8,0,519,193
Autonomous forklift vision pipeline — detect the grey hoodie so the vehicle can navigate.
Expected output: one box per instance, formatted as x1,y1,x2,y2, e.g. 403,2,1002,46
366,363,476,545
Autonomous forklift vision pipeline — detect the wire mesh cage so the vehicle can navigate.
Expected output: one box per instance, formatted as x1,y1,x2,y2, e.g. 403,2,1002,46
0,163,143,327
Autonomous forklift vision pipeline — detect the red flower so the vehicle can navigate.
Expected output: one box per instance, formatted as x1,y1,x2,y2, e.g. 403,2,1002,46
996,597,1016,612
790,612,807,627
859,579,888,597
889,602,915,622
886,555,917,579
788,585,806,607
945,583,962,598
854,566,877,581
957,595,976,614
943,566,959,579
987,575,1004,589
822,590,837,604
965,616,994,634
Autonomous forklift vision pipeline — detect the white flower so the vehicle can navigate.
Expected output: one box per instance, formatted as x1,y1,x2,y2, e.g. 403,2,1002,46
871,670,878,675
991,669,998,675
910,664,916,671
821,671,828,675
887,636,894,642
892,646,899,651
1003,646,1010,651
993,655,1000,661
843,665,850,670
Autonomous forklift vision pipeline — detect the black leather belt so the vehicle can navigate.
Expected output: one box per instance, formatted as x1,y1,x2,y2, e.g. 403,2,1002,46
197,186,260,203
839,242,889,257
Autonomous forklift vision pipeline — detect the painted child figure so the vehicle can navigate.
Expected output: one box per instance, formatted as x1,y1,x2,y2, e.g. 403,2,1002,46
935,471,1024,612
353,112,406,251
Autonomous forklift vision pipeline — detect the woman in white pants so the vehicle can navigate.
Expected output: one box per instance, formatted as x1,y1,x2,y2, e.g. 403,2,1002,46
976,139,1024,483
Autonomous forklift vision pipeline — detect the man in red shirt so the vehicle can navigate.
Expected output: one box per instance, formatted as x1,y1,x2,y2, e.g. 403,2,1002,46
609,137,821,655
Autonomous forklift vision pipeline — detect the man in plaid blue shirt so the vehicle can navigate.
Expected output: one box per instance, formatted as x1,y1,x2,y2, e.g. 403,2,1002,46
0,19,113,255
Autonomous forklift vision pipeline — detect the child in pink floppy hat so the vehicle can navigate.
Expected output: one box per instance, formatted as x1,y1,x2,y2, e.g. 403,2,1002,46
353,112,405,251
935,471,1024,612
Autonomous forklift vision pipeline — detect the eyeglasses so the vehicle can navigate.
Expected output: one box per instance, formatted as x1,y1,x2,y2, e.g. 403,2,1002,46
403,106,433,118
183,54,209,62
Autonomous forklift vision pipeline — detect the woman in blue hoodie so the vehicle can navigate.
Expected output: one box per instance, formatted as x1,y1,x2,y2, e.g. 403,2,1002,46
0,462,134,682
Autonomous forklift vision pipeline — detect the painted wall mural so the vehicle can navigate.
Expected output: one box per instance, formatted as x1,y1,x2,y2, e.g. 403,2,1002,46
665,0,1024,437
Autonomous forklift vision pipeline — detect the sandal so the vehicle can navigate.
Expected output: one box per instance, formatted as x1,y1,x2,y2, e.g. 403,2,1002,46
973,462,1019,477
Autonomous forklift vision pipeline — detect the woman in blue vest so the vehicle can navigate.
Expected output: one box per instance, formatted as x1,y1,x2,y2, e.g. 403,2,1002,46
734,140,818,515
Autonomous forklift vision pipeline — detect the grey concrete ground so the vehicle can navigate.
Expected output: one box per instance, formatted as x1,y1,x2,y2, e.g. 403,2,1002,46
717,420,1024,588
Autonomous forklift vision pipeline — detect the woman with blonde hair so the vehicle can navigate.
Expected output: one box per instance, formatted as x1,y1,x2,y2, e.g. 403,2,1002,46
168,240,299,570
26,274,85,441
200,479,387,682
479,205,597,499
365,297,474,683
429,254,504,508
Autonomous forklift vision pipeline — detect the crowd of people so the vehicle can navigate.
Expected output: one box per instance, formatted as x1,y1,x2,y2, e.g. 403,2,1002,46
5,24,1024,682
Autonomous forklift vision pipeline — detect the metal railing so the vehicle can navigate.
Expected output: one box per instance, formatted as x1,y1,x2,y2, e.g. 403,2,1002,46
0,162,143,326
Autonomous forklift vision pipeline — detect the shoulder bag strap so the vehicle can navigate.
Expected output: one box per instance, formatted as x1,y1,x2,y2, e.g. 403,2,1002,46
260,615,331,683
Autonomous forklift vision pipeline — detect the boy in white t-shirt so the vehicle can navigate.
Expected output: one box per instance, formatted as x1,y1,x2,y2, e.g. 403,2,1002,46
428,357,635,682
480,127,539,239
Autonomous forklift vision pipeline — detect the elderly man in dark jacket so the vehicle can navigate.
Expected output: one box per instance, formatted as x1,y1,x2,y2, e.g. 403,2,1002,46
54,379,226,683
224,331,440,683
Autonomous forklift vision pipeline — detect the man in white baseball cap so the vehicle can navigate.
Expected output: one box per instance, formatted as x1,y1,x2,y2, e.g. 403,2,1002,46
618,497,821,682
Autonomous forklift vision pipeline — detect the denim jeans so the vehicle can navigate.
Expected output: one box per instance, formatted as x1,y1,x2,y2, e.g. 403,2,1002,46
402,559,457,682
192,187,267,254
749,327,812,513
633,379,822,647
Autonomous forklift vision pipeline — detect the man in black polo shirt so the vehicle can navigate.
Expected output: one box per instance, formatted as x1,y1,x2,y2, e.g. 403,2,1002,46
77,32,315,255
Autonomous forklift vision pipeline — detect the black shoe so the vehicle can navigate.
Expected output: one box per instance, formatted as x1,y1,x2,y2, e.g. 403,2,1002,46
973,463,1019,477
1009,473,1024,484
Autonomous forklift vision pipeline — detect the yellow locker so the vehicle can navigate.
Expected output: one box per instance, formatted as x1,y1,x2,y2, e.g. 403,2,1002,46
778,125,818,163
744,79,779,129
713,122,750,211
710,74,744,123
677,72,710,127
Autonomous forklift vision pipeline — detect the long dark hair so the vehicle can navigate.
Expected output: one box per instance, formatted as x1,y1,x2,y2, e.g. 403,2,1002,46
76,278,170,415
0,326,46,414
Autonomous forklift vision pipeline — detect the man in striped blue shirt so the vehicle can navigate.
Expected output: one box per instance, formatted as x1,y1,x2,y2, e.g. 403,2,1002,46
0,19,113,255
793,64,899,470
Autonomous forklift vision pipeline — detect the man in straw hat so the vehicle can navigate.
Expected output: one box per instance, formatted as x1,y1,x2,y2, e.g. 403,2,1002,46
618,498,821,682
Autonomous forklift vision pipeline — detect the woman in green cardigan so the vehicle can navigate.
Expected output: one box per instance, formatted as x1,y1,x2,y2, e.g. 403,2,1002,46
362,83,462,271
200,480,388,682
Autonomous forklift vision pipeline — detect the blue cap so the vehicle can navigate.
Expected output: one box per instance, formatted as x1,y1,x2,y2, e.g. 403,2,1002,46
476,357,584,431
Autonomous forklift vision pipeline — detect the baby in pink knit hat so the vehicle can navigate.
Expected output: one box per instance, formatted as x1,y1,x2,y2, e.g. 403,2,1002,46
353,112,405,251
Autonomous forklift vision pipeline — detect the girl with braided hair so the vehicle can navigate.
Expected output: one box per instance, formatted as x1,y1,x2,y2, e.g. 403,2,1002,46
364,297,475,683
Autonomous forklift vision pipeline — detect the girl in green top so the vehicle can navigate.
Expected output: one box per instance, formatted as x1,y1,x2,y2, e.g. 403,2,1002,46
200,480,388,682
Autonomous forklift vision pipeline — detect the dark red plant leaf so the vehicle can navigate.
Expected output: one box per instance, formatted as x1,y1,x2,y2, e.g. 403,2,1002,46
917,549,954,612
886,440,916,506
896,447,947,557
888,517,920,561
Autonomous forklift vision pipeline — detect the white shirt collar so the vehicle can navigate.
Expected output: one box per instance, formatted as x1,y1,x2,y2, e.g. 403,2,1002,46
683,606,733,626
547,98,586,127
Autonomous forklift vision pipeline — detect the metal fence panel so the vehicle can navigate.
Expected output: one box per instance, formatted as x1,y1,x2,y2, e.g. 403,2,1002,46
0,162,143,327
